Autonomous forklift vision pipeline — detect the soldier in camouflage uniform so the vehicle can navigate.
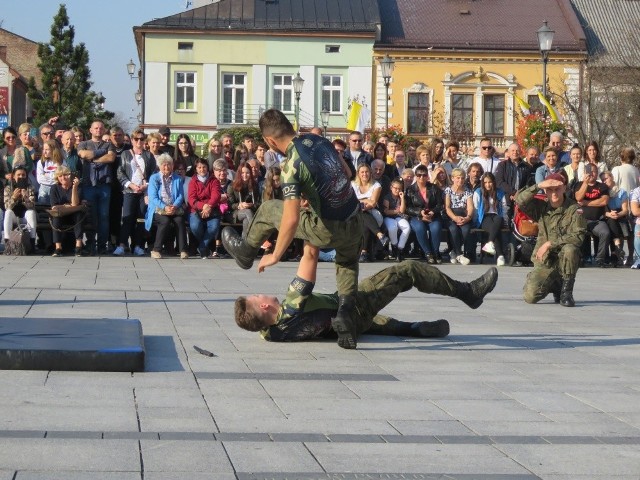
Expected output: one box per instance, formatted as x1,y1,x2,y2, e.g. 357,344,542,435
234,244,499,343
222,109,363,349
515,172,587,307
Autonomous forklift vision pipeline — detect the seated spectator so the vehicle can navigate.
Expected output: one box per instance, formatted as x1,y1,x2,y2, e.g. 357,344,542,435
473,172,508,266
188,158,222,258
227,161,260,237
36,139,64,204
465,163,484,192
211,158,233,258
443,140,460,174
630,186,640,268
444,168,474,265
248,158,264,183
601,172,629,265
611,147,639,265
174,133,197,177
261,166,283,202
114,130,156,256
414,144,431,171
584,141,609,175
535,146,563,184
563,145,585,196
233,145,250,170
405,164,444,264
575,162,610,267
49,165,85,257
145,154,188,259
4,166,37,252
382,178,411,262
352,163,388,262
401,168,415,190
431,165,450,190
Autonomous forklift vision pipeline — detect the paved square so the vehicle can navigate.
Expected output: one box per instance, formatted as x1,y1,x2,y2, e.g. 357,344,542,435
0,256,639,479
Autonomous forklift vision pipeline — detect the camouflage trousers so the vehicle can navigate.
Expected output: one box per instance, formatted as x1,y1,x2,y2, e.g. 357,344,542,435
352,260,463,335
523,244,581,304
245,199,363,298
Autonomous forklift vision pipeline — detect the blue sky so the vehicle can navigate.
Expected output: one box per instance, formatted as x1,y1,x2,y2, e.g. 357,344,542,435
1,1,185,130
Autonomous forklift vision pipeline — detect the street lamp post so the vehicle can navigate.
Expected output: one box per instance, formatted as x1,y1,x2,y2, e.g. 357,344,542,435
380,54,395,130
536,20,555,101
320,108,330,137
292,72,305,132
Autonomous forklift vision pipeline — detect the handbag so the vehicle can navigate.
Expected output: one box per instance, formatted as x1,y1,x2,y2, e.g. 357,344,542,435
155,206,185,216
519,220,539,237
4,225,32,256
47,204,88,218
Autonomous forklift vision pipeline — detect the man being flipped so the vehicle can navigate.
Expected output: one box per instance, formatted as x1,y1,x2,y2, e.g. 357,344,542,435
235,243,498,344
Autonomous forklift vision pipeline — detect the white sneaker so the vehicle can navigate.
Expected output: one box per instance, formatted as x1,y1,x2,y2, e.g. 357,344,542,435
457,255,471,265
133,246,146,256
482,241,496,255
450,254,458,264
112,246,125,256
496,255,506,266
631,259,640,269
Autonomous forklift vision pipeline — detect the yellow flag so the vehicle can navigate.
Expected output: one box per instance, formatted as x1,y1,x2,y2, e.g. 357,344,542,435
346,102,362,131
515,95,530,115
537,92,559,121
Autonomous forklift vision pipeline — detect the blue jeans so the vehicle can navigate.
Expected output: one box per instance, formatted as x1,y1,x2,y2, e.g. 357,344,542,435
634,223,640,260
82,183,111,249
189,212,221,254
120,193,147,249
409,217,442,256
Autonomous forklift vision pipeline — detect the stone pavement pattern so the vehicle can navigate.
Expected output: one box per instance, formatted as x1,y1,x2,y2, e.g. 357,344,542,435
0,255,639,479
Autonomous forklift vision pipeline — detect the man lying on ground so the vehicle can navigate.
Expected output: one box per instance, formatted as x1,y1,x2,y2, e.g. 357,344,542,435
234,244,498,345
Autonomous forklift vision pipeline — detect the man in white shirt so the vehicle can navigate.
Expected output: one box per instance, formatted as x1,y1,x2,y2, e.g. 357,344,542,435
471,138,500,174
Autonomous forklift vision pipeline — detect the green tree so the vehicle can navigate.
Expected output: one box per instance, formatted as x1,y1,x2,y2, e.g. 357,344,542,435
27,4,113,130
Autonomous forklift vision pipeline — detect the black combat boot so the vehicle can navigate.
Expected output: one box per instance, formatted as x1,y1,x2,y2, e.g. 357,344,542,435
221,227,259,270
559,276,576,307
456,267,498,309
411,319,450,338
391,245,398,261
332,295,357,349
551,278,562,304
396,246,404,263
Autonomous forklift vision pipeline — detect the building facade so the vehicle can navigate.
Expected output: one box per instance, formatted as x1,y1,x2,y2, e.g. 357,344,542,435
134,0,380,139
373,0,588,149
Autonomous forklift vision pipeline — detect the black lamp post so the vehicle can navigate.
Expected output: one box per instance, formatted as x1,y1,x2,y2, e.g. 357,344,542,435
380,54,395,130
321,108,330,137
293,72,305,132
536,21,555,101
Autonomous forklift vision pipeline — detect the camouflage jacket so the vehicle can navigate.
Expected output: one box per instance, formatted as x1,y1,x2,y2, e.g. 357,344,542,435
260,276,337,342
515,184,586,264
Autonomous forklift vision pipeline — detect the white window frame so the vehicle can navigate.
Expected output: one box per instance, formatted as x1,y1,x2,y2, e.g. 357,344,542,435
321,74,343,114
272,74,294,113
222,73,246,124
175,71,197,112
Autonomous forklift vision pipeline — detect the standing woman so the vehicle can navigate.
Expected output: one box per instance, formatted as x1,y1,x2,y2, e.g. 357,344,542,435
473,172,508,266
445,168,474,265
584,141,609,175
188,158,221,258
146,133,164,163
174,133,197,177
227,161,260,237
429,138,446,174
37,139,64,204
405,164,444,264
145,153,188,259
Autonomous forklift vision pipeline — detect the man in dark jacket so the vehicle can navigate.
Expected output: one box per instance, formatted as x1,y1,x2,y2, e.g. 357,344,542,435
495,143,531,218
343,131,373,179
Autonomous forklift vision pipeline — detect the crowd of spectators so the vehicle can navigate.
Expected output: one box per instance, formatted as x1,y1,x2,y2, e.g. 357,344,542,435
0,120,638,268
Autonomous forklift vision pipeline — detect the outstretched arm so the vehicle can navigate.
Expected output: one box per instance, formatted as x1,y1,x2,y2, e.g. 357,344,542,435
258,198,300,272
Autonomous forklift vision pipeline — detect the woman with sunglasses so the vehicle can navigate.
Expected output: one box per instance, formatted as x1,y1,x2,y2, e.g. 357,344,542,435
405,164,444,264
1,126,35,184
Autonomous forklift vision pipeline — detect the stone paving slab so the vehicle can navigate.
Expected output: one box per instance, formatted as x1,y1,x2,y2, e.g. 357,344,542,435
0,256,639,478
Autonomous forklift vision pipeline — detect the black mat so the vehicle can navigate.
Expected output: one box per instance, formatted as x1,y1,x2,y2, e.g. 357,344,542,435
0,318,145,371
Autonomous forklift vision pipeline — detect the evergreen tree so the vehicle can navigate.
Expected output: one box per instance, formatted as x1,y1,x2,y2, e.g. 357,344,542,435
27,4,113,130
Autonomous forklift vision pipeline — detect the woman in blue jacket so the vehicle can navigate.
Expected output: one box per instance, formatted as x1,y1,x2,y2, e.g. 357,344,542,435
145,153,188,259
472,172,509,266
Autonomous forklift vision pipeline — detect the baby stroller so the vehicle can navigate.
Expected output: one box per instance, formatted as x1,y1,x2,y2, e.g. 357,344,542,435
511,196,544,266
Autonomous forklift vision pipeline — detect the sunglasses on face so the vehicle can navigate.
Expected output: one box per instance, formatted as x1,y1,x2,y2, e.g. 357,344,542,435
481,146,493,150
415,173,428,178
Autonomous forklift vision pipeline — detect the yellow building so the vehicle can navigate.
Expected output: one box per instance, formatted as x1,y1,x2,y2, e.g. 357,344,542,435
373,0,588,151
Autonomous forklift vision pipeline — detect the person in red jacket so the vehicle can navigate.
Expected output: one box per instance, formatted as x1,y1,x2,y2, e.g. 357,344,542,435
188,158,222,258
